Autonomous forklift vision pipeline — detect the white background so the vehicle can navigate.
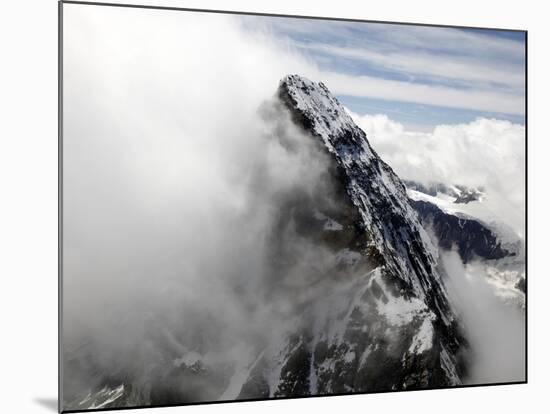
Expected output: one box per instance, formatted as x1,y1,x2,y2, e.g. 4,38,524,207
0,0,547,413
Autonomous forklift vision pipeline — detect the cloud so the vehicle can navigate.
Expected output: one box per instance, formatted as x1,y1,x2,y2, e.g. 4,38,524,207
369,24,525,60
263,18,525,60
348,111,525,237
297,42,524,91
442,251,525,384
62,4,349,405
321,72,524,115
251,17,525,115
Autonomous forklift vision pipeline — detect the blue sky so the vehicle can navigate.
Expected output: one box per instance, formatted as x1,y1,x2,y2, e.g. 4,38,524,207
241,16,526,130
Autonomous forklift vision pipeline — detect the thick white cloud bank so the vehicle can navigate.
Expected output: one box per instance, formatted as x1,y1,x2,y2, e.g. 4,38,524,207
442,252,525,383
62,5,341,400
349,112,526,238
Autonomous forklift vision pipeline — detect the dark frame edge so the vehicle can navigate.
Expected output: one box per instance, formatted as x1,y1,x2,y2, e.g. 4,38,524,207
58,0,64,413
59,380,528,413
525,30,529,383
59,0,527,33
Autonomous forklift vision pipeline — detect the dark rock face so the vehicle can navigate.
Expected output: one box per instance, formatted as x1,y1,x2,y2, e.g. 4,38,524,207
410,199,511,263
236,75,466,397
516,277,526,294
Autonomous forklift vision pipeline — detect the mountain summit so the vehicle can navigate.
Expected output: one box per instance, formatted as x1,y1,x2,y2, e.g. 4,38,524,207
236,75,466,396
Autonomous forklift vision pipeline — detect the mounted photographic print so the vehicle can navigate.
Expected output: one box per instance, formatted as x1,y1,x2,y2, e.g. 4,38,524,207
60,1,527,412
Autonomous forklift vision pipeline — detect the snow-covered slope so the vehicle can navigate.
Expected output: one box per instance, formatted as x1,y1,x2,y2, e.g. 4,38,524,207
404,180,485,205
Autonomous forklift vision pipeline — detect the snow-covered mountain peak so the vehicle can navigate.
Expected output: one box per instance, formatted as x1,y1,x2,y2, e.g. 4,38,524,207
280,74,374,161
272,74,466,392
279,75,441,300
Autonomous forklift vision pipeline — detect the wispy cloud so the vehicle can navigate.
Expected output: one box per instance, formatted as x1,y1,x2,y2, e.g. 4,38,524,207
319,72,524,115
298,43,524,91
262,18,525,60
241,16,525,120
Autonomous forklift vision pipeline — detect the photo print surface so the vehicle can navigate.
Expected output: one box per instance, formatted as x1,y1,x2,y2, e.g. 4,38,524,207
60,1,526,411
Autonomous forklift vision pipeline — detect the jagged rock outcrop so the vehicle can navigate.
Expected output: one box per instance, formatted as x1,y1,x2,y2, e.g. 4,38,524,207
410,199,511,263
